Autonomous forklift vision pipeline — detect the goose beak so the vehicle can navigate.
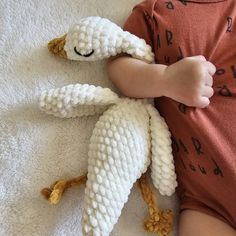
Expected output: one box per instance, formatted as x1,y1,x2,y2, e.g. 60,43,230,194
48,34,67,58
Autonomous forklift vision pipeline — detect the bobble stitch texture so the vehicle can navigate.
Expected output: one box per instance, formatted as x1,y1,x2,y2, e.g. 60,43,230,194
64,17,154,63
40,85,177,235
41,16,176,236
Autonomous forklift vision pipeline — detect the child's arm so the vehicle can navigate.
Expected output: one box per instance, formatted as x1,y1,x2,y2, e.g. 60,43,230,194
107,55,216,108
107,56,167,98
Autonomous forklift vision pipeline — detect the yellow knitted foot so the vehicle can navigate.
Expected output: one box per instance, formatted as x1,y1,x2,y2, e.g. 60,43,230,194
41,174,88,204
137,174,173,236
144,209,173,236
49,180,67,204
41,180,67,204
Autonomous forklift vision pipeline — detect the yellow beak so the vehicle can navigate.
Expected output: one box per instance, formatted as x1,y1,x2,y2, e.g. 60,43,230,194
48,34,67,59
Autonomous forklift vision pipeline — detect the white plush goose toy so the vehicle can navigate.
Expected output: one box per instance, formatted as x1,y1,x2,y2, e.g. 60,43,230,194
40,16,177,236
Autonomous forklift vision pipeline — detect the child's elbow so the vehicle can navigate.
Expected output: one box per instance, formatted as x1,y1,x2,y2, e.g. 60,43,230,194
106,55,134,97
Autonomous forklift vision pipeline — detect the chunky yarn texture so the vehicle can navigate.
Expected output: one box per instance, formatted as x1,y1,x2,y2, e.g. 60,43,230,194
40,16,177,236
39,84,177,236
49,16,154,63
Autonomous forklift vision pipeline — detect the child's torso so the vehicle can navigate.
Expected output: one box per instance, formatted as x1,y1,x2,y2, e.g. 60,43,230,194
151,0,236,226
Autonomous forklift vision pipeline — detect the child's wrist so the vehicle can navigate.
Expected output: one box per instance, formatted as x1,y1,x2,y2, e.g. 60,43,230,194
148,64,168,97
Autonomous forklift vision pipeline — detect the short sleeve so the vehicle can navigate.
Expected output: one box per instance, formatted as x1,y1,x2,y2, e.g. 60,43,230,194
123,5,154,49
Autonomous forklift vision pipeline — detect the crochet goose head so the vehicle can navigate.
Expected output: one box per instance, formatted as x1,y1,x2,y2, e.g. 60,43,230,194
48,16,154,63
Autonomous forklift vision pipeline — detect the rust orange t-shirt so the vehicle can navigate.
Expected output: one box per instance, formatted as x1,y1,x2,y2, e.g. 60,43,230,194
123,0,236,229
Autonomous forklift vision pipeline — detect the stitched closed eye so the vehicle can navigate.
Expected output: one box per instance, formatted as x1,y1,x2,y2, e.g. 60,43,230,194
74,47,94,57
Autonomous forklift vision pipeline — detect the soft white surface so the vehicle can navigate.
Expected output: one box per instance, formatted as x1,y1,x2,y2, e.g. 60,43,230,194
0,0,179,235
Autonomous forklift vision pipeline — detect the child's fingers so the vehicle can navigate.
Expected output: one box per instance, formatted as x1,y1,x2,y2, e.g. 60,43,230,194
197,96,210,108
204,74,213,87
188,55,216,76
201,86,214,98
203,61,216,76
188,55,207,61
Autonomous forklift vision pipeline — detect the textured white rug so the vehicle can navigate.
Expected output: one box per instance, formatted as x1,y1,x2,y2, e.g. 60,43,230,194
0,0,179,235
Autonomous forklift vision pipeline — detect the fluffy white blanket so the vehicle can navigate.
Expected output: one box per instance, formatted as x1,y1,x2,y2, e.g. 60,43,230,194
0,0,179,235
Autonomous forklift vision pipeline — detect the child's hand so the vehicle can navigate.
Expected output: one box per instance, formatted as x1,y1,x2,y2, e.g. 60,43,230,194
163,55,216,108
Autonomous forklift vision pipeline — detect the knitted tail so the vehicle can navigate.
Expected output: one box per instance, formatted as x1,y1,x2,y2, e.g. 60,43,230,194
39,83,120,118
145,104,177,196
